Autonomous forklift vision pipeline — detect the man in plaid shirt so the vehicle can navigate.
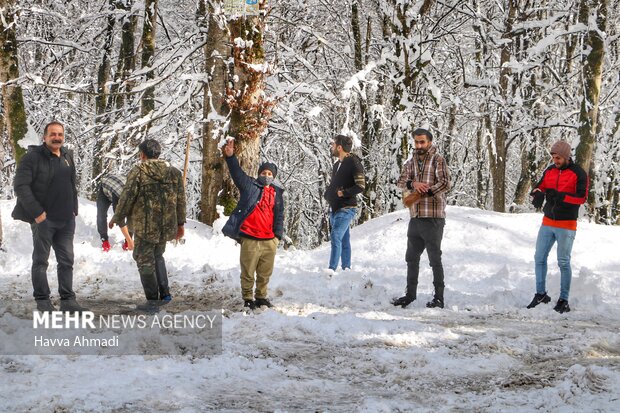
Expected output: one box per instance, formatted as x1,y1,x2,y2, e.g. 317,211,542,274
97,174,134,252
392,128,451,309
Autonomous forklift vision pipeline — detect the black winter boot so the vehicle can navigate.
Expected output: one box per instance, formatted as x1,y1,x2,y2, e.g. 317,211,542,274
392,295,415,308
59,299,89,313
426,297,444,309
36,299,57,312
255,298,273,308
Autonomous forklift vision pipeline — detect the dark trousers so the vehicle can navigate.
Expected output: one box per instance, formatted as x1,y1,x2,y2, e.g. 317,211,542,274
133,237,170,300
405,218,445,299
96,186,112,241
30,217,76,300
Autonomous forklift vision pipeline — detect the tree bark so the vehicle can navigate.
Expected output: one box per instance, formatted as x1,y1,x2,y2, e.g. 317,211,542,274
91,0,117,195
106,1,138,157
352,1,374,223
140,0,158,122
110,0,138,111
575,0,606,190
199,2,273,224
0,0,28,162
489,0,517,212
198,1,230,225
222,12,273,211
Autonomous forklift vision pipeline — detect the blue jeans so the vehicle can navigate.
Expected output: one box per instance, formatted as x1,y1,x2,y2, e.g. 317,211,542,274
534,225,576,300
329,208,357,270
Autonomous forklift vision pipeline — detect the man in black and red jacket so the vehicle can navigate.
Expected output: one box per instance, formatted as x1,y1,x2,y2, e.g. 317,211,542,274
526,140,588,314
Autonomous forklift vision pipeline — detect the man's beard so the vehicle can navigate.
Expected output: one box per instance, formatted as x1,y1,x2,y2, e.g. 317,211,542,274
331,148,339,157
416,148,427,155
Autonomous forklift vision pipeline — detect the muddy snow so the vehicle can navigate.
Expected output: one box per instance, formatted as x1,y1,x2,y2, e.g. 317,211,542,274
1,199,619,412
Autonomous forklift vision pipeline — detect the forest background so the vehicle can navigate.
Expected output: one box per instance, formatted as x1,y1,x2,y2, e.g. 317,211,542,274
0,0,618,249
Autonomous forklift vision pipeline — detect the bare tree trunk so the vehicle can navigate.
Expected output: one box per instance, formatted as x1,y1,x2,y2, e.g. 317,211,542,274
475,120,487,208
199,3,273,223
489,0,517,213
91,0,117,195
110,0,138,112
471,1,488,209
0,0,28,162
513,143,531,206
140,0,158,124
352,1,374,223
104,0,138,159
198,2,230,225
223,13,274,206
575,0,607,213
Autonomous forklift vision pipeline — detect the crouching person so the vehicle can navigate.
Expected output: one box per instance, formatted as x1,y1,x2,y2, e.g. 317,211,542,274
222,139,284,310
109,139,186,307
96,174,134,252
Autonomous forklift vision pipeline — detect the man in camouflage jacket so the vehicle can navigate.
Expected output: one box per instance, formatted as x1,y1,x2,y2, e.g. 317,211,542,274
110,139,186,302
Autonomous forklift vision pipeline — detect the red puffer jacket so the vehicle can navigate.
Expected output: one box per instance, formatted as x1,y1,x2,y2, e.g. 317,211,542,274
535,160,588,230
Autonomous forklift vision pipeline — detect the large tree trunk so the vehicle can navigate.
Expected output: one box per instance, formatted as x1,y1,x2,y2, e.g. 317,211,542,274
199,1,230,225
140,0,158,122
223,13,273,209
107,1,138,159
575,0,607,213
91,0,117,195
352,1,374,223
489,0,517,213
0,0,28,162
198,2,273,224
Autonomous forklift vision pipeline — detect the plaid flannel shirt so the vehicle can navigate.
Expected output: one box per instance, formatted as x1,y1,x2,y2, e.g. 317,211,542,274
101,174,126,201
397,145,450,218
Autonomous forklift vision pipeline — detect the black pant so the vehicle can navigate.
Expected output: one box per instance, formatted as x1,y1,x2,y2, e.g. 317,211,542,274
96,186,112,241
30,217,76,300
405,218,445,299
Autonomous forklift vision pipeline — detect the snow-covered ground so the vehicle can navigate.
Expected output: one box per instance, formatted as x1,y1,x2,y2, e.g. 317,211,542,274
1,199,619,412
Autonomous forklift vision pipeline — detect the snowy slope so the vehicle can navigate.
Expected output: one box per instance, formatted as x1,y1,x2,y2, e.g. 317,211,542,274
0,199,619,412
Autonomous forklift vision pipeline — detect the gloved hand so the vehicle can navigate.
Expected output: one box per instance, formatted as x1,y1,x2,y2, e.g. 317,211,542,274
545,188,559,203
530,190,544,209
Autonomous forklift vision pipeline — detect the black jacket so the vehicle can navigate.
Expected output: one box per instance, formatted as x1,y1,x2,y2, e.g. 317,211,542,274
324,154,365,211
222,155,285,242
12,144,78,223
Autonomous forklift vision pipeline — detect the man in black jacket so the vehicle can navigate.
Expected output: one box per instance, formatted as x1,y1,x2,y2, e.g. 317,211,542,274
324,135,365,272
12,121,87,313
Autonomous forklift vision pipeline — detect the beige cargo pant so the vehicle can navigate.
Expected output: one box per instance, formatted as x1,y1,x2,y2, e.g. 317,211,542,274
239,237,278,300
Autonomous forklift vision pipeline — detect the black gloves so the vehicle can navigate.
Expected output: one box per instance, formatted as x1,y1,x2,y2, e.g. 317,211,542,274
531,188,563,209
531,190,544,209
545,188,559,203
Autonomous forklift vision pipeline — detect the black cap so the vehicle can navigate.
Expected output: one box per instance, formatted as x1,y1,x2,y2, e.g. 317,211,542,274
258,162,278,178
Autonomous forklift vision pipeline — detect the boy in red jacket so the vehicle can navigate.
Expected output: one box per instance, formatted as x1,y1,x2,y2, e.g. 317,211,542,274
222,140,285,310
